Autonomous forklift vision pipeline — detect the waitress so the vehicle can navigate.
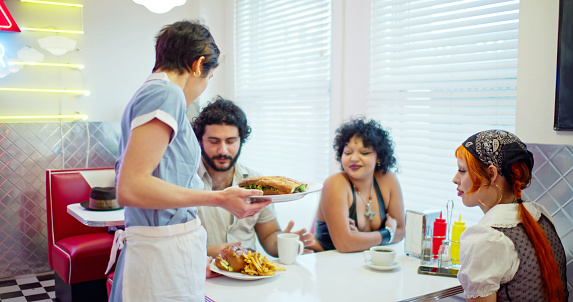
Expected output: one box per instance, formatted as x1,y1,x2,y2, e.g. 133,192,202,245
107,20,269,302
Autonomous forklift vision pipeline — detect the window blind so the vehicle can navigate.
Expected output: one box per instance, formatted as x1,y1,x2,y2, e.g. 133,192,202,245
369,0,519,224
234,0,332,183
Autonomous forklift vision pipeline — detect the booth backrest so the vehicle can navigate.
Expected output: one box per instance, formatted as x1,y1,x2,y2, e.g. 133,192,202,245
46,167,114,268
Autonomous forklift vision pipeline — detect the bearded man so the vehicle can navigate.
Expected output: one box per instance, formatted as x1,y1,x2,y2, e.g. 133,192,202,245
192,96,315,258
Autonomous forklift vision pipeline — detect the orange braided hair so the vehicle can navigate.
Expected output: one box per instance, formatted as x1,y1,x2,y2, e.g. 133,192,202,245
511,163,564,302
455,146,565,301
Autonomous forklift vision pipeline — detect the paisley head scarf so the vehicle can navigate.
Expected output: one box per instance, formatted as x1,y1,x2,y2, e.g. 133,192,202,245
462,130,534,184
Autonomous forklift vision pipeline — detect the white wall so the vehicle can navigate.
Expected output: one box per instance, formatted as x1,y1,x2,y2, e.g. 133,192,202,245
516,0,573,145
0,0,225,122
197,0,234,105
330,0,372,173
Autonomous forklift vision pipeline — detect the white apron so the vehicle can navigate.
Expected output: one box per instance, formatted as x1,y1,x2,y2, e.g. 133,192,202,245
107,218,207,302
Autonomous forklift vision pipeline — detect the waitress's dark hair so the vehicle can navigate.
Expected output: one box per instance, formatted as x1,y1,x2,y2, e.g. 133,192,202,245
333,116,396,173
152,20,220,76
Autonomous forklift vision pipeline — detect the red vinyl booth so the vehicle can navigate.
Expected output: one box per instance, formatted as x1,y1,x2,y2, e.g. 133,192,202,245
46,168,116,302
106,271,115,298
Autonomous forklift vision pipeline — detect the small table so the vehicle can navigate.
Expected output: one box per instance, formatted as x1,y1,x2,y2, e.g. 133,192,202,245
67,203,125,227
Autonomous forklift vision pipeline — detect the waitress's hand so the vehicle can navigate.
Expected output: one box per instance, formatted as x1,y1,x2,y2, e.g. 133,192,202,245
384,214,397,233
207,241,242,258
205,256,221,279
219,187,270,219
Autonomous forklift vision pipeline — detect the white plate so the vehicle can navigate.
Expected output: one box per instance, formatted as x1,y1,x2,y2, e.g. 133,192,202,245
210,260,280,280
246,181,323,203
365,260,400,271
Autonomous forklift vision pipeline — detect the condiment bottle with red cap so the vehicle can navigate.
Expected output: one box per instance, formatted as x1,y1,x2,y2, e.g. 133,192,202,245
432,212,446,259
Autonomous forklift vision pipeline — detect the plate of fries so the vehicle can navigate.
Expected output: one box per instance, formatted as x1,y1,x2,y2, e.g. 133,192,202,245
210,251,286,280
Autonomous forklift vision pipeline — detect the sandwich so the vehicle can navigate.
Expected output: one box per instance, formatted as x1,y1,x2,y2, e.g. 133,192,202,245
238,176,307,195
215,244,247,272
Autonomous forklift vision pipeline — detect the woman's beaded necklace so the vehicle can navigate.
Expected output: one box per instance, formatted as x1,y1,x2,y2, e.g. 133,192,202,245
355,184,375,221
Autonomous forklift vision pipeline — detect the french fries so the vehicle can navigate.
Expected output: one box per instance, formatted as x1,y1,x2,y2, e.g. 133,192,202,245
241,250,286,276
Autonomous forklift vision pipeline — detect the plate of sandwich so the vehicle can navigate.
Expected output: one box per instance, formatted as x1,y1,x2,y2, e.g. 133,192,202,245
238,176,323,203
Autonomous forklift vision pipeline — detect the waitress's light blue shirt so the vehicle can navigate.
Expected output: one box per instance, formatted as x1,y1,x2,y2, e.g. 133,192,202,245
115,73,203,227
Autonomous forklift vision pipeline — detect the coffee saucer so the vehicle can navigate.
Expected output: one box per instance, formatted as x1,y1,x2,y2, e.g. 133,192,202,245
365,260,400,271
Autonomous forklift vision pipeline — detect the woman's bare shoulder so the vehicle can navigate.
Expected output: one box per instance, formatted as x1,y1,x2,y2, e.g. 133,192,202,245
318,172,352,218
320,173,352,200
323,172,349,187
375,170,403,196
376,170,399,183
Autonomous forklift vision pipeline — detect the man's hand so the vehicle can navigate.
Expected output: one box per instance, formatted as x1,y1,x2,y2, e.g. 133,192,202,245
282,220,316,254
219,187,270,219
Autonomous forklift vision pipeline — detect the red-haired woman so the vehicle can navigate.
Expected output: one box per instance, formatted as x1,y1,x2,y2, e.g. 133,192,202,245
453,130,568,301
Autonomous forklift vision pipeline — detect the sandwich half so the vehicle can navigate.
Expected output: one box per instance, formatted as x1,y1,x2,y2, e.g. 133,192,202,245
238,176,307,195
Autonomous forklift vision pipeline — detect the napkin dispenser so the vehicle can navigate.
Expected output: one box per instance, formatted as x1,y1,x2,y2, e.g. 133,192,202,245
404,209,441,258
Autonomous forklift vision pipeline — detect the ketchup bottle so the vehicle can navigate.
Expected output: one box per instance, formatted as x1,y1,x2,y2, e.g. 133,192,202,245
432,212,446,259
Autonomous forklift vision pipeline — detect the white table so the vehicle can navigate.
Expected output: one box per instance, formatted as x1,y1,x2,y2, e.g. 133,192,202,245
205,243,462,302
66,204,462,301
67,203,125,227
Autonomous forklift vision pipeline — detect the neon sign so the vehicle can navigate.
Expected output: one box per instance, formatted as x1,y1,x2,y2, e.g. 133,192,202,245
0,1,20,32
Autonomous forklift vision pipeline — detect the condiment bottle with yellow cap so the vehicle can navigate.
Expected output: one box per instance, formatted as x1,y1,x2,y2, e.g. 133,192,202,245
451,214,466,265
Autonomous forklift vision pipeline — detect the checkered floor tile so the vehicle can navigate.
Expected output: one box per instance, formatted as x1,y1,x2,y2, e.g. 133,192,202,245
0,273,55,302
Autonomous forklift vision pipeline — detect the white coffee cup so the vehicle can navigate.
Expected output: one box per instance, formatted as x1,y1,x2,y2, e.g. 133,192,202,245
277,233,304,265
363,246,396,266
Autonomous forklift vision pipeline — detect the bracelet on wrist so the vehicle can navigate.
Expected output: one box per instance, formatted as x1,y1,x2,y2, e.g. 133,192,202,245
385,226,394,243
379,228,391,245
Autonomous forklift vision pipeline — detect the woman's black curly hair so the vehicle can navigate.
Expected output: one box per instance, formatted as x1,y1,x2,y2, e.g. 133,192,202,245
192,96,251,146
333,116,397,173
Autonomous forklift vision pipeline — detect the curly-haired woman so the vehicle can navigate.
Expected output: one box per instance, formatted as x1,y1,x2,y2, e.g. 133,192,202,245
311,116,405,252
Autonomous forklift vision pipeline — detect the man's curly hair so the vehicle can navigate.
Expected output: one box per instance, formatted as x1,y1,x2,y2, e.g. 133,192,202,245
192,96,251,145
333,116,397,173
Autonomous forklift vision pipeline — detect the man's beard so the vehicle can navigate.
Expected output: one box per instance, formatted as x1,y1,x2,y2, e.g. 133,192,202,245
201,147,241,172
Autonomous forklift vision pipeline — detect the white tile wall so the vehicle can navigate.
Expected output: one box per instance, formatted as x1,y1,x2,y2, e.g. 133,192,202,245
0,122,120,279
523,143,573,297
